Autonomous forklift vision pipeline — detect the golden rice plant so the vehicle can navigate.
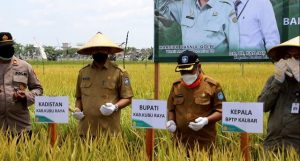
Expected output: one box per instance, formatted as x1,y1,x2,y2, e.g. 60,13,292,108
0,61,298,160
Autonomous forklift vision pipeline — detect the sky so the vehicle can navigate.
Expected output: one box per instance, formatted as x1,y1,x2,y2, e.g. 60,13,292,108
0,0,154,48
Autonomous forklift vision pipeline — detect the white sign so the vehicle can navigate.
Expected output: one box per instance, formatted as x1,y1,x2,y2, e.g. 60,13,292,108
222,102,263,133
35,96,69,123
132,99,167,129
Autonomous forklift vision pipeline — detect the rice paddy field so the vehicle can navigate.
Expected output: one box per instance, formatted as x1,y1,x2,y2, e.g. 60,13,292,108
0,60,299,161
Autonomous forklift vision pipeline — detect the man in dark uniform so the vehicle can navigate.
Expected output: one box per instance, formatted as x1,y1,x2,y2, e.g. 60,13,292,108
0,32,43,136
258,36,300,154
72,32,134,137
166,50,226,152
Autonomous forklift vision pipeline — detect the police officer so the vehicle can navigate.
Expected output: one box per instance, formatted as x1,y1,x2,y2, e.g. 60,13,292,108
234,0,280,52
72,32,134,137
166,50,226,152
0,32,43,136
158,0,239,54
258,36,300,154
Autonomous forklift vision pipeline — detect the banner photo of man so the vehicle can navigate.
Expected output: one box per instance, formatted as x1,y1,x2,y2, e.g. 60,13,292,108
154,0,299,62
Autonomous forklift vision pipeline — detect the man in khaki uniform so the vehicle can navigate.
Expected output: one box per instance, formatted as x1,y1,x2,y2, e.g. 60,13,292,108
72,32,133,137
166,50,225,151
258,36,300,154
157,0,239,54
0,32,43,135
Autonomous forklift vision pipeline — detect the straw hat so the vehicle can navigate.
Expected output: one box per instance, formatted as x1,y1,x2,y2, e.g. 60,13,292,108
77,32,124,55
267,36,300,62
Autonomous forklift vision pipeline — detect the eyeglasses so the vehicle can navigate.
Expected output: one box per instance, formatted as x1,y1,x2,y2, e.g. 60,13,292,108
283,53,300,60
283,48,300,60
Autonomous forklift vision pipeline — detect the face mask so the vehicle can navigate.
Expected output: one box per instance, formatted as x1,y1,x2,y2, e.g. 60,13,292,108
92,53,108,63
0,45,14,61
181,74,198,85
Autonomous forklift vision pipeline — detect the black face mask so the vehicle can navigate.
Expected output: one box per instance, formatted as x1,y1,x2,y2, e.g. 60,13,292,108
0,45,14,60
92,54,108,63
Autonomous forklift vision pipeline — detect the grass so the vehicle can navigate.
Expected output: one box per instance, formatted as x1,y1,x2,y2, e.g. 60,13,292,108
1,61,299,161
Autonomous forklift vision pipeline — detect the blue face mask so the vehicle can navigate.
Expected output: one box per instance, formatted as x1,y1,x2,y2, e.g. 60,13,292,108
0,45,14,61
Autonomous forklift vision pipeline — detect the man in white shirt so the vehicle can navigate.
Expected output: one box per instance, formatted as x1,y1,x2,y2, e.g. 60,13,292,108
235,0,280,52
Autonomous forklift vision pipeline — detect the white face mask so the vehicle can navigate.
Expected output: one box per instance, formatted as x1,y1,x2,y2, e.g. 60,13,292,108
181,74,198,85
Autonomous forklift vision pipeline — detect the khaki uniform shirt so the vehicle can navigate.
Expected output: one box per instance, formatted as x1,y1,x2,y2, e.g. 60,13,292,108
75,60,133,136
258,76,300,153
167,75,225,148
0,56,43,133
160,0,239,54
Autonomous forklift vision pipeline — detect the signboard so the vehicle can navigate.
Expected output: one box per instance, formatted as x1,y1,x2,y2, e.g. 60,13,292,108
222,102,263,133
35,96,69,123
154,0,299,62
132,99,167,129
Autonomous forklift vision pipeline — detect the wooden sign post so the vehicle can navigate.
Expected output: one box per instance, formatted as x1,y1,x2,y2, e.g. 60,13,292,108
146,63,160,160
222,102,263,161
241,133,250,161
35,96,69,148
48,123,57,147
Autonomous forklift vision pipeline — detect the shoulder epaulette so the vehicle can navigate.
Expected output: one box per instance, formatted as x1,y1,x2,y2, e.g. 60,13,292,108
204,76,218,86
219,0,233,6
173,79,181,85
111,63,126,72
80,64,91,71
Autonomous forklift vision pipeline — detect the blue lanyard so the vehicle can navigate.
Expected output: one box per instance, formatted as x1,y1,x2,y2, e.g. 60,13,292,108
237,0,250,20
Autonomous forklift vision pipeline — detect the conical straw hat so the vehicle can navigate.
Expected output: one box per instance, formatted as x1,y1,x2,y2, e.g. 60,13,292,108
77,32,123,55
267,36,300,62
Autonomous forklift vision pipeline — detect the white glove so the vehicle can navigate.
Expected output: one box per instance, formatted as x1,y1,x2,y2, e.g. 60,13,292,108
287,57,300,82
100,103,117,116
166,120,176,133
274,59,288,83
188,117,209,131
72,112,85,120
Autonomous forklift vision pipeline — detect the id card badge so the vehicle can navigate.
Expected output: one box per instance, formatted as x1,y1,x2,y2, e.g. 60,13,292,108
291,103,300,114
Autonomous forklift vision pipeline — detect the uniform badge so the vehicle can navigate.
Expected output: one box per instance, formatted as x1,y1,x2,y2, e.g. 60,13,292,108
217,91,224,100
201,93,206,97
2,35,8,41
181,56,188,64
82,77,90,80
186,15,194,20
124,77,130,86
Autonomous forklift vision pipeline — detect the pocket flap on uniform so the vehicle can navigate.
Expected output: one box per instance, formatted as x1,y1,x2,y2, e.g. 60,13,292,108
103,82,116,89
13,75,28,84
173,97,184,105
80,81,92,88
195,97,210,105
181,16,195,27
203,24,221,32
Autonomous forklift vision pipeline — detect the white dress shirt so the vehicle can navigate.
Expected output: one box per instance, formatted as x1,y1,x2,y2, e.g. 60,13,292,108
236,0,280,51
